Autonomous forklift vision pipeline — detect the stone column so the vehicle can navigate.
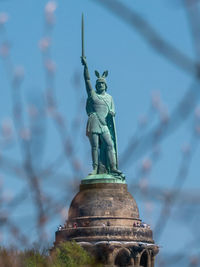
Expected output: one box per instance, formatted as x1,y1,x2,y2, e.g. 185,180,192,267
107,250,115,266
134,255,140,266
151,255,155,267
130,257,134,266
147,258,151,267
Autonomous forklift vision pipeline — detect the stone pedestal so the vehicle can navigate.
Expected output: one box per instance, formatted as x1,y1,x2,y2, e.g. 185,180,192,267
53,182,159,266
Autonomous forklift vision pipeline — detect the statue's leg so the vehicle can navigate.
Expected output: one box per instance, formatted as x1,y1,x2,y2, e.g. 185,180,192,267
101,132,122,175
89,133,99,175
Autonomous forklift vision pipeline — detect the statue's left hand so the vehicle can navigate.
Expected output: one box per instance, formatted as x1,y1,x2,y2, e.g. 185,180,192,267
109,111,115,117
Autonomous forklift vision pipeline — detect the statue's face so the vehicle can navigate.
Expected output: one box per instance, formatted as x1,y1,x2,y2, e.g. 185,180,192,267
96,82,106,93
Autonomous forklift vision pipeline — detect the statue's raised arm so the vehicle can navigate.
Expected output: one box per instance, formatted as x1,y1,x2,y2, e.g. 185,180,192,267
81,57,93,96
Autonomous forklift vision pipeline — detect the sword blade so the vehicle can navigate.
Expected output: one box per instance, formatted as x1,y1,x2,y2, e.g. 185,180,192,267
81,13,85,58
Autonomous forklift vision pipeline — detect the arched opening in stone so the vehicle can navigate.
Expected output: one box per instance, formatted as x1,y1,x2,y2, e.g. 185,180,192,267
140,250,148,267
114,248,132,267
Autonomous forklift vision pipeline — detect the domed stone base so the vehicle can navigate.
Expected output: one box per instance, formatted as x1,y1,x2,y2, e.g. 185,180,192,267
53,182,159,266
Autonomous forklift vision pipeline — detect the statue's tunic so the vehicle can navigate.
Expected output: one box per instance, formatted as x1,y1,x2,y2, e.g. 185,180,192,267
86,91,115,136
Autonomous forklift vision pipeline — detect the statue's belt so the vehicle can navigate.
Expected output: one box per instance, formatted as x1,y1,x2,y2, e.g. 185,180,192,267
88,112,107,126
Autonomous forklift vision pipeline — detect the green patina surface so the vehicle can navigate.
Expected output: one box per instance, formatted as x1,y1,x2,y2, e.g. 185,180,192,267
81,174,126,185
80,15,125,183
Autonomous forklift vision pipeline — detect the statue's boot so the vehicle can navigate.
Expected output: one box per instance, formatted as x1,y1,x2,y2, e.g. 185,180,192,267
89,148,98,175
89,164,98,175
110,167,123,175
108,150,122,175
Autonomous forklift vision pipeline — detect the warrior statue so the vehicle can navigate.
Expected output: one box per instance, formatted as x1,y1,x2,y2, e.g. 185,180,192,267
81,15,123,177
81,57,122,176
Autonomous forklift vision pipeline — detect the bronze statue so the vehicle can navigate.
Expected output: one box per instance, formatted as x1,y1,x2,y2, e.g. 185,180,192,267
81,15,123,178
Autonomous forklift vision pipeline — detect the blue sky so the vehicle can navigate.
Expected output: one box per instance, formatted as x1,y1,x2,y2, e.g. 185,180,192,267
0,0,199,265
